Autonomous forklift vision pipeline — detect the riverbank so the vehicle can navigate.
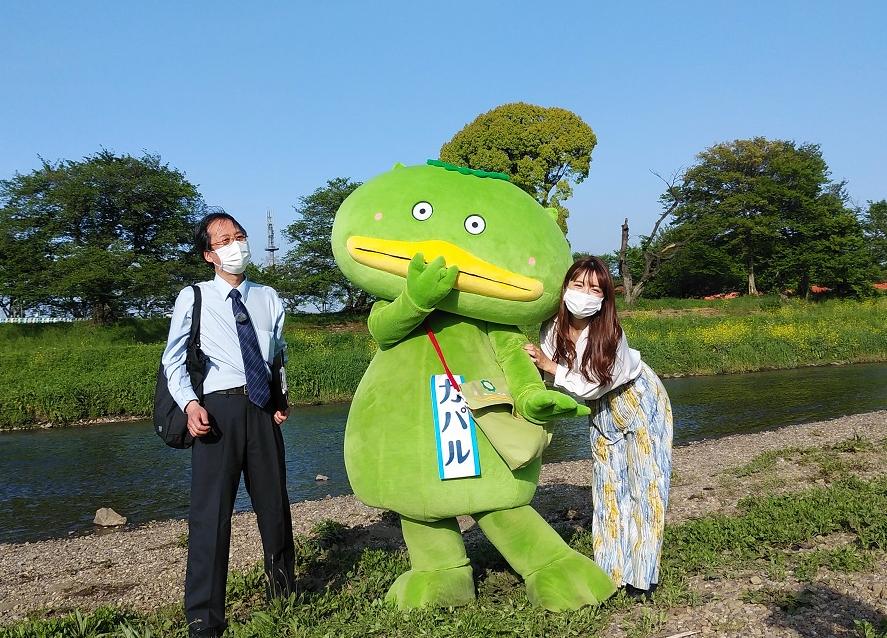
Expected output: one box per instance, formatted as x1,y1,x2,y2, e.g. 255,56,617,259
2,410,885,637
2,296,886,430
0,358,876,434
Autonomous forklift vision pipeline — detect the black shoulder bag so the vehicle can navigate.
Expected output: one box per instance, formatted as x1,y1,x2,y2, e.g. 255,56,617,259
153,285,208,448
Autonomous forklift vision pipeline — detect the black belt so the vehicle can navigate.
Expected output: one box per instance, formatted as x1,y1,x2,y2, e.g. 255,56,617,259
208,385,248,396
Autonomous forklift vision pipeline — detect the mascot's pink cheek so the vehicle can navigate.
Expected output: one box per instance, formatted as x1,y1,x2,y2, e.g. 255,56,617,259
528,257,536,266
374,212,383,221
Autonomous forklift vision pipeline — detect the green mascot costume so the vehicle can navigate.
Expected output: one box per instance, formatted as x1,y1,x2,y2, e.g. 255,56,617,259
331,160,616,611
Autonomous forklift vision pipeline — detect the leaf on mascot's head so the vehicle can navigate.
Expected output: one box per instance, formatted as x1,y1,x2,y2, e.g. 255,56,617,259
426,159,510,182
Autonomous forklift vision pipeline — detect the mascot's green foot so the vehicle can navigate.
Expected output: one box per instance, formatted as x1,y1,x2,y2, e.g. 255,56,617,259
475,505,616,611
385,565,476,609
389,516,475,609
525,550,617,611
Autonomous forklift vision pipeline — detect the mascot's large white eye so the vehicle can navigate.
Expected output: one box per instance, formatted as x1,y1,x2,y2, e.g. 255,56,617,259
464,214,486,235
412,201,433,221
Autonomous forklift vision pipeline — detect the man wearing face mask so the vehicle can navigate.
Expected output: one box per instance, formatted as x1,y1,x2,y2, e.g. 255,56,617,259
162,211,295,638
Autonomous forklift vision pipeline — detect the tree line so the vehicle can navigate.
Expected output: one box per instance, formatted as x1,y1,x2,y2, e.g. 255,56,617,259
607,138,885,301
2,104,885,324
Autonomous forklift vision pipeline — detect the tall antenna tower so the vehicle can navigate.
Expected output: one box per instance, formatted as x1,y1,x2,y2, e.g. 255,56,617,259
265,209,279,267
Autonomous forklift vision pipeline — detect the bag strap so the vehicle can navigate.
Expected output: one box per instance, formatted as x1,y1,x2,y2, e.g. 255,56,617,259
188,284,202,348
424,321,461,392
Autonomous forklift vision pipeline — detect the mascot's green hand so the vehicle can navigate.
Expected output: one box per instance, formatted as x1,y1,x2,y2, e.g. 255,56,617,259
524,390,591,422
406,253,459,309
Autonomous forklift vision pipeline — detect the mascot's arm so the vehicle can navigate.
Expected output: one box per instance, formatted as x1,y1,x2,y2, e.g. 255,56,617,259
367,296,431,349
368,253,458,349
487,324,591,424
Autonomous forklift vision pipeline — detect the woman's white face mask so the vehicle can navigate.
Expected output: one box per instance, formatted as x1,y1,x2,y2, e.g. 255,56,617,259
214,240,251,275
564,289,603,318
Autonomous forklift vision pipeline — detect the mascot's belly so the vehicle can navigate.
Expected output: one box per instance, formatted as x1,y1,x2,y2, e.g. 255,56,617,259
344,317,539,521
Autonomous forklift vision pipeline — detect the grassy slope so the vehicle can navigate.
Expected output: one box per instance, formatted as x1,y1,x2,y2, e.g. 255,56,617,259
1,296,885,428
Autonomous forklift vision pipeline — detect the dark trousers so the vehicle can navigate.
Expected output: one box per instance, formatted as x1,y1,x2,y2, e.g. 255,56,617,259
184,393,295,634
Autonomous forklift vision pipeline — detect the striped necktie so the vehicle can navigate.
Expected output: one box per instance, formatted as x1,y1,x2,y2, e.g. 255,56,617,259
229,288,271,408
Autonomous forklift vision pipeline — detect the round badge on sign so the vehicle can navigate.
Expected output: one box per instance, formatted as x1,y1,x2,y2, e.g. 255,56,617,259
481,379,496,392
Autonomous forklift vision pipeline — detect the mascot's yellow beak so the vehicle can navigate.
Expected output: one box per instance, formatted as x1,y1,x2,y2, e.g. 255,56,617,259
346,236,543,301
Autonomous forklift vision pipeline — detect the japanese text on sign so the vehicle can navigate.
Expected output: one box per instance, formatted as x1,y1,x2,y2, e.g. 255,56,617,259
430,374,481,480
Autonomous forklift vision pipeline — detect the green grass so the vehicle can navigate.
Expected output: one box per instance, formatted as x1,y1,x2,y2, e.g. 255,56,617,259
2,296,885,428
793,546,874,581
617,293,786,314
660,477,887,574
3,475,884,637
284,329,373,404
732,449,796,477
623,296,887,376
0,344,161,426
0,317,171,348
856,619,887,638
0,321,374,429
731,436,883,480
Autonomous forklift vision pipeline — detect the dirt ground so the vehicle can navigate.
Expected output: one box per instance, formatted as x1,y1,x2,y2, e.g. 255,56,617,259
1,410,885,636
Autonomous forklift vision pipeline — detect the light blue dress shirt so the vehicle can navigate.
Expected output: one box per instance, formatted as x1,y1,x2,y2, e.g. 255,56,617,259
162,274,287,411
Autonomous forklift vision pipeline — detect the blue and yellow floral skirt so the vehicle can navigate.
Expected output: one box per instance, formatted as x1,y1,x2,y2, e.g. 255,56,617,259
588,362,673,589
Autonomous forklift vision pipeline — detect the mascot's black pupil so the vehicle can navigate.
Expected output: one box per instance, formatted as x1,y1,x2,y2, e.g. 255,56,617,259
471,222,478,227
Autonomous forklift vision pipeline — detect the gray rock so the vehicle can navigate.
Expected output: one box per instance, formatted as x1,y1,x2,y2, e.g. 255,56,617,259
750,576,763,585
315,474,329,481
93,508,126,527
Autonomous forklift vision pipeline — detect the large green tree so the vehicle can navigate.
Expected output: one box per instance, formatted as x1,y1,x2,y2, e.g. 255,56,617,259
0,217,40,318
862,199,887,277
0,150,205,323
283,177,371,312
439,102,597,233
763,183,876,297
673,138,848,295
640,234,745,298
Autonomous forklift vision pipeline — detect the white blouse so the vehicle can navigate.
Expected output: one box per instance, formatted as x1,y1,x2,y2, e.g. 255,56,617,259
539,318,643,401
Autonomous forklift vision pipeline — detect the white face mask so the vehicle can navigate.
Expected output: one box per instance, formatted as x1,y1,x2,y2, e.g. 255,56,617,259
214,240,251,275
564,289,603,318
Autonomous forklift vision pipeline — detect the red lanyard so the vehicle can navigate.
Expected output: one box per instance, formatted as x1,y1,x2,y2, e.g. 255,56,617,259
424,321,461,392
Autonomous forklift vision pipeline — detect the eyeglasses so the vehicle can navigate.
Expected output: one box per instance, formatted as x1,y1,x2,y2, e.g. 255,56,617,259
210,233,247,249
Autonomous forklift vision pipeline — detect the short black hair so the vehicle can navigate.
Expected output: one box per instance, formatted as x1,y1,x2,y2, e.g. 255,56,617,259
194,210,247,255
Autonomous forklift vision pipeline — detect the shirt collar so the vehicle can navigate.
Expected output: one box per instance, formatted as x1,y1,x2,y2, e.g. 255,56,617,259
212,273,251,301
543,318,589,347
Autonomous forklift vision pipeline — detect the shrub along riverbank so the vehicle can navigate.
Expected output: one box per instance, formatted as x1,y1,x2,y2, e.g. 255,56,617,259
1,296,885,430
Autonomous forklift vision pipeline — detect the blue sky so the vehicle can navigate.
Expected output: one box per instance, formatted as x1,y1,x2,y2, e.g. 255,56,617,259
2,1,885,260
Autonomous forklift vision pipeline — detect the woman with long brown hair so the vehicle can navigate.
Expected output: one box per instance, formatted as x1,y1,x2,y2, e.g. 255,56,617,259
523,256,672,594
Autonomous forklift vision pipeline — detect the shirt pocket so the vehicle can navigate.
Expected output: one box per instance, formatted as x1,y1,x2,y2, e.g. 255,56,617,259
254,329,275,363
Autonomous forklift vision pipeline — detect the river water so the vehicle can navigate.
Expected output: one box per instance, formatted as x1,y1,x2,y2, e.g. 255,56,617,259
1,363,885,544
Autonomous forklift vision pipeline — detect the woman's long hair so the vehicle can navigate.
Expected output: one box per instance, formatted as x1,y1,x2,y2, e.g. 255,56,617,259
551,256,622,386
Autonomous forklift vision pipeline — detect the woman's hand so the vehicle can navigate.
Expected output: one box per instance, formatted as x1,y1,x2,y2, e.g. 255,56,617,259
523,343,557,375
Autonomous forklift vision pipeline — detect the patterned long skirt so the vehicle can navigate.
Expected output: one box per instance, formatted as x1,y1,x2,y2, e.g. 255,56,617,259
588,362,673,589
